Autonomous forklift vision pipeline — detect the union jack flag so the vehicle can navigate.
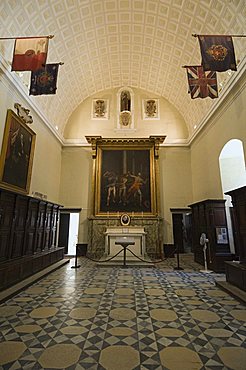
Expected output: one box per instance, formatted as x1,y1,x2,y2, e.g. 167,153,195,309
186,66,218,99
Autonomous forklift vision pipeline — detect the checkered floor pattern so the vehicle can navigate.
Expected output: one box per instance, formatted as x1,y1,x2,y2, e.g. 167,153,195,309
0,255,245,369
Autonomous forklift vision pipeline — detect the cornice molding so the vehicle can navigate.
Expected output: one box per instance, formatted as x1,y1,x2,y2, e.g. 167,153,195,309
85,136,166,146
85,136,166,160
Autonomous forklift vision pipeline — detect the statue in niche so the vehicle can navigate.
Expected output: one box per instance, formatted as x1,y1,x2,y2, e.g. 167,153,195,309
94,99,106,117
145,99,157,118
120,90,131,112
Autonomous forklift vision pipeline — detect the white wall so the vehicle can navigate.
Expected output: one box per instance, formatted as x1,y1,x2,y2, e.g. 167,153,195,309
190,73,246,203
64,87,188,143
0,69,62,204
219,139,246,192
59,147,92,242
159,147,193,243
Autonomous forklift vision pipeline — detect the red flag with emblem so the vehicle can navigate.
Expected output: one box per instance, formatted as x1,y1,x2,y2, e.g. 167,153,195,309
12,37,49,71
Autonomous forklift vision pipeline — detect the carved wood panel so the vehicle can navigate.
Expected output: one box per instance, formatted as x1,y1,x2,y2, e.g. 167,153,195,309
0,191,15,261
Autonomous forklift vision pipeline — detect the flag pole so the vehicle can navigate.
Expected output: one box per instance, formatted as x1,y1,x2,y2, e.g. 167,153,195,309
41,62,64,71
0,35,54,40
182,65,202,68
192,33,246,38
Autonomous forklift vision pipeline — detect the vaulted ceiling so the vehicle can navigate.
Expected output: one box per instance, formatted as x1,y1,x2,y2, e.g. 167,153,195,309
1,0,245,141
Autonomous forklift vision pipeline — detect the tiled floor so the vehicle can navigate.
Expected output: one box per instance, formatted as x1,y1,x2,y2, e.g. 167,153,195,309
0,255,245,369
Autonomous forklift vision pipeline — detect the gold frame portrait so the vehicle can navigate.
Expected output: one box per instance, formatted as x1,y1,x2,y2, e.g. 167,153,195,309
94,139,157,216
0,109,36,194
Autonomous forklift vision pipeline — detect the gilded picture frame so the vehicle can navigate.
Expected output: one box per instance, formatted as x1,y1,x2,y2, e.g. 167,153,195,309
95,142,157,216
0,109,36,194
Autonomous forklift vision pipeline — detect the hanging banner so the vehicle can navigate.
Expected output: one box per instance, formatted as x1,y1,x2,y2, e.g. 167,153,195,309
198,35,237,72
186,66,218,99
29,63,59,95
12,37,49,71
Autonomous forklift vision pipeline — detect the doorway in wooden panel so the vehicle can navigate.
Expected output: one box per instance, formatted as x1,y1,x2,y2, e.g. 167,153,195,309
171,209,192,254
58,209,80,256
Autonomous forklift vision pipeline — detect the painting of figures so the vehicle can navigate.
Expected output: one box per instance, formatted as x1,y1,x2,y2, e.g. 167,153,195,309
0,110,36,194
96,147,156,215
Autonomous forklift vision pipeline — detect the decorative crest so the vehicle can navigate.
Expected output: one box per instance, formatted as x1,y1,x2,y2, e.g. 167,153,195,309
120,111,131,126
14,103,33,124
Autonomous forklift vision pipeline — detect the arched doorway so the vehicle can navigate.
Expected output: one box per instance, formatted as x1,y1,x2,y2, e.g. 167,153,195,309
219,139,246,256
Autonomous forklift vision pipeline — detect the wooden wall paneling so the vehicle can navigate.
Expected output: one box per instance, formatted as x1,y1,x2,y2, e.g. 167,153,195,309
172,214,184,253
207,200,232,272
237,200,246,262
50,205,59,248
11,195,29,258
190,203,206,265
0,187,64,291
225,262,246,291
43,203,52,250
21,257,33,279
5,261,22,287
226,186,246,263
35,201,46,253
229,207,240,258
0,190,15,262
24,198,39,255
189,199,232,272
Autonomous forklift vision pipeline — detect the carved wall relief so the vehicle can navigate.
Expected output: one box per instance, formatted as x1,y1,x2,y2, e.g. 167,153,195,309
92,99,109,119
143,99,159,119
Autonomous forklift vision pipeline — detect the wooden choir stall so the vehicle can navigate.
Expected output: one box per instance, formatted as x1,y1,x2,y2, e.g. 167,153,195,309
0,187,64,291
224,186,246,292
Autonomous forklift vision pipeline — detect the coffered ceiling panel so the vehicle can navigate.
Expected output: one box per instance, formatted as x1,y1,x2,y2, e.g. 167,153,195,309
0,0,245,140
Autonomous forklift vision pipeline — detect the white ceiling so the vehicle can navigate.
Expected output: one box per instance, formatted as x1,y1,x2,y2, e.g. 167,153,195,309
1,0,245,141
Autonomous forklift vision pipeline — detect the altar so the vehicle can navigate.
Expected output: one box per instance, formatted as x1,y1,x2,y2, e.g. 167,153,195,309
87,216,163,260
105,227,146,261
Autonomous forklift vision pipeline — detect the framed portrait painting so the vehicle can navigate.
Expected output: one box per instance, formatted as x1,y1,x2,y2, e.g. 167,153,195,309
95,142,157,216
0,109,36,194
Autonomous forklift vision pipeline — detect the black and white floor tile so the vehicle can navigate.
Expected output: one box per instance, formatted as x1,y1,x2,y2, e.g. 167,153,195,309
0,255,245,369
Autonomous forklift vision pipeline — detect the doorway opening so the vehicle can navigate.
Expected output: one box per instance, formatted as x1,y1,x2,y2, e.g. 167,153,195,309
219,139,246,256
58,209,81,256
171,209,192,254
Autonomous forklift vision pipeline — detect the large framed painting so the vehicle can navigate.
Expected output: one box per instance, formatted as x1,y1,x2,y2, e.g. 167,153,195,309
0,109,36,194
95,142,157,216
